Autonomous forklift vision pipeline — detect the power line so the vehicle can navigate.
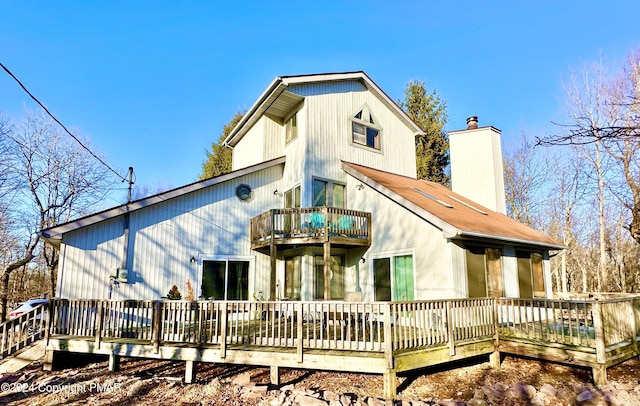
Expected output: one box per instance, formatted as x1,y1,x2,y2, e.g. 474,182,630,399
0,61,128,182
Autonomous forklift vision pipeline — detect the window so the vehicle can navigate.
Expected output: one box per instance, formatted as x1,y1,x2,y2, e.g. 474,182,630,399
284,186,301,208
314,255,344,300
466,247,503,298
284,185,301,231
285,113,298,143
373,254,414,301
201,260,249,300
312,179,345,208
285,256,301,300
351,106,381,150
517,251,545,298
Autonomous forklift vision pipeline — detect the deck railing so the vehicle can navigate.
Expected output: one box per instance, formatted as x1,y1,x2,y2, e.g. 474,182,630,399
496,298,596,347
0,303,47,357
44,296,640,366
250,207,371,245
48,298,498,357
496,297,640,352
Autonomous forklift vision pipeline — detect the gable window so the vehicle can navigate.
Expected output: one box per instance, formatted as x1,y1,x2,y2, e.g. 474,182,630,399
285,113,298,143
517,251,545,298
312,179,345,208
201,260,249,300
351,105,381,150
373,254,414,301
466,247,503,298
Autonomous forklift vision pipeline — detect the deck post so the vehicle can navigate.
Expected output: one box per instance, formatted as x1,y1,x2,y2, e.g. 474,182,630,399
95,300,104,350
627,300,639,355
44,299,52,348
108,354,120,372
383,303,393,369
446,301,455,356
185,360,196,383
296,302,303,363
43,349,55,371
490,298,501,369
152,300,162,354
591,300,607,386
270,365,280,386
592,301,606,364
269,210,277,300
270,243,277,300
220,301,227,359
592,364,607,386
383,369,397,399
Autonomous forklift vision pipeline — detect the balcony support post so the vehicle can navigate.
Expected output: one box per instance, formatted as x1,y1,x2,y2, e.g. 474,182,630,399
270,243,277,300
323,241,331,300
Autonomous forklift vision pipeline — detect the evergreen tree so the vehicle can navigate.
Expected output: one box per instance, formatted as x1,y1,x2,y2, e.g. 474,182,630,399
199,112,244,180
399,81,449,185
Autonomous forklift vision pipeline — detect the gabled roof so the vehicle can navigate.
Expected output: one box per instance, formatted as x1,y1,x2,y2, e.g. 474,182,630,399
224,71,425,147
342,161,565,250
41,157,286,244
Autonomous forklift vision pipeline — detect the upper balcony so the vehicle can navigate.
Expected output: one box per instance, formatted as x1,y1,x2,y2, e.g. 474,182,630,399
250,207,371,252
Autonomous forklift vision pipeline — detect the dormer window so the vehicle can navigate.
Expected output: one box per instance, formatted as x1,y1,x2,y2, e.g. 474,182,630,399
285,113,298,143
351,105,381,150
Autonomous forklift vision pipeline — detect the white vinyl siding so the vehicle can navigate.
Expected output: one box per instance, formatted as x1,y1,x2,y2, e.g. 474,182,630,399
57,165,283,300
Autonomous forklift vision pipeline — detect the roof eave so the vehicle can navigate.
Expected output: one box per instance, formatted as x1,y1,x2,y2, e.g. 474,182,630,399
446,229,567,250
227,72,425,148
224,77,285,147
42,156,287,242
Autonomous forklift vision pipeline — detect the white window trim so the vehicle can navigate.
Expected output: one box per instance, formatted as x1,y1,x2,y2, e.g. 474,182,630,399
311,177,346,207
369,249,416,301
197,255,255,300
350,104,383,152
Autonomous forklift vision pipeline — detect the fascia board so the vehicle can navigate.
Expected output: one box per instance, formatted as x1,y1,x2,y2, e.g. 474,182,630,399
224,77,285,147
445,229,567,250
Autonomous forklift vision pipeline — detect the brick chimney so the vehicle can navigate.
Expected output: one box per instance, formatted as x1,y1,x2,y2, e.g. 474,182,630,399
448,117,506,214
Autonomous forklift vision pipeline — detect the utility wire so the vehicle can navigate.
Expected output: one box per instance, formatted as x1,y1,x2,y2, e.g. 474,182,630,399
0,61,128,182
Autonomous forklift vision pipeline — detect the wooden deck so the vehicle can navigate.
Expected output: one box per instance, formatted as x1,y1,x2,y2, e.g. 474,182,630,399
31,296,640,398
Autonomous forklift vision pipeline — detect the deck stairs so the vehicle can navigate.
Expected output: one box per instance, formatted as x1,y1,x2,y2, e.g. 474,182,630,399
0,304,47,372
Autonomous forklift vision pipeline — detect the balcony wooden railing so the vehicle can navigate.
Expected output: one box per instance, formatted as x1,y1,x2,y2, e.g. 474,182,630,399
250,207,371,248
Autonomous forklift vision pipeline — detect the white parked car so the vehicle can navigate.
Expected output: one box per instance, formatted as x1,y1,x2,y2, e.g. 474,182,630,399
9,298,49,319
10,298,48,334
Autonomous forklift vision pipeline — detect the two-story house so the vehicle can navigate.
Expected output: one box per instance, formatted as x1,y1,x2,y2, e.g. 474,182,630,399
42,71,563,303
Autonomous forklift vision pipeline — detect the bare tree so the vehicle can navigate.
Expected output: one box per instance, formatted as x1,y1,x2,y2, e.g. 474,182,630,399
503,133,553,229
0,112,114,320
539,51,640,248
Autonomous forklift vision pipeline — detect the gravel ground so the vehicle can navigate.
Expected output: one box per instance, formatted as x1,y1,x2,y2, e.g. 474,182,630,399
1,354,639,405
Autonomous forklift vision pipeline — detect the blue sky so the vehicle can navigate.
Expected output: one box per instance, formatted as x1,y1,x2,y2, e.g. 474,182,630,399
2,1,639,205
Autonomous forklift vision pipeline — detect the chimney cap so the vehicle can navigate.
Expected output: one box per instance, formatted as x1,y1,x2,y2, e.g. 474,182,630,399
466,116,478,129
